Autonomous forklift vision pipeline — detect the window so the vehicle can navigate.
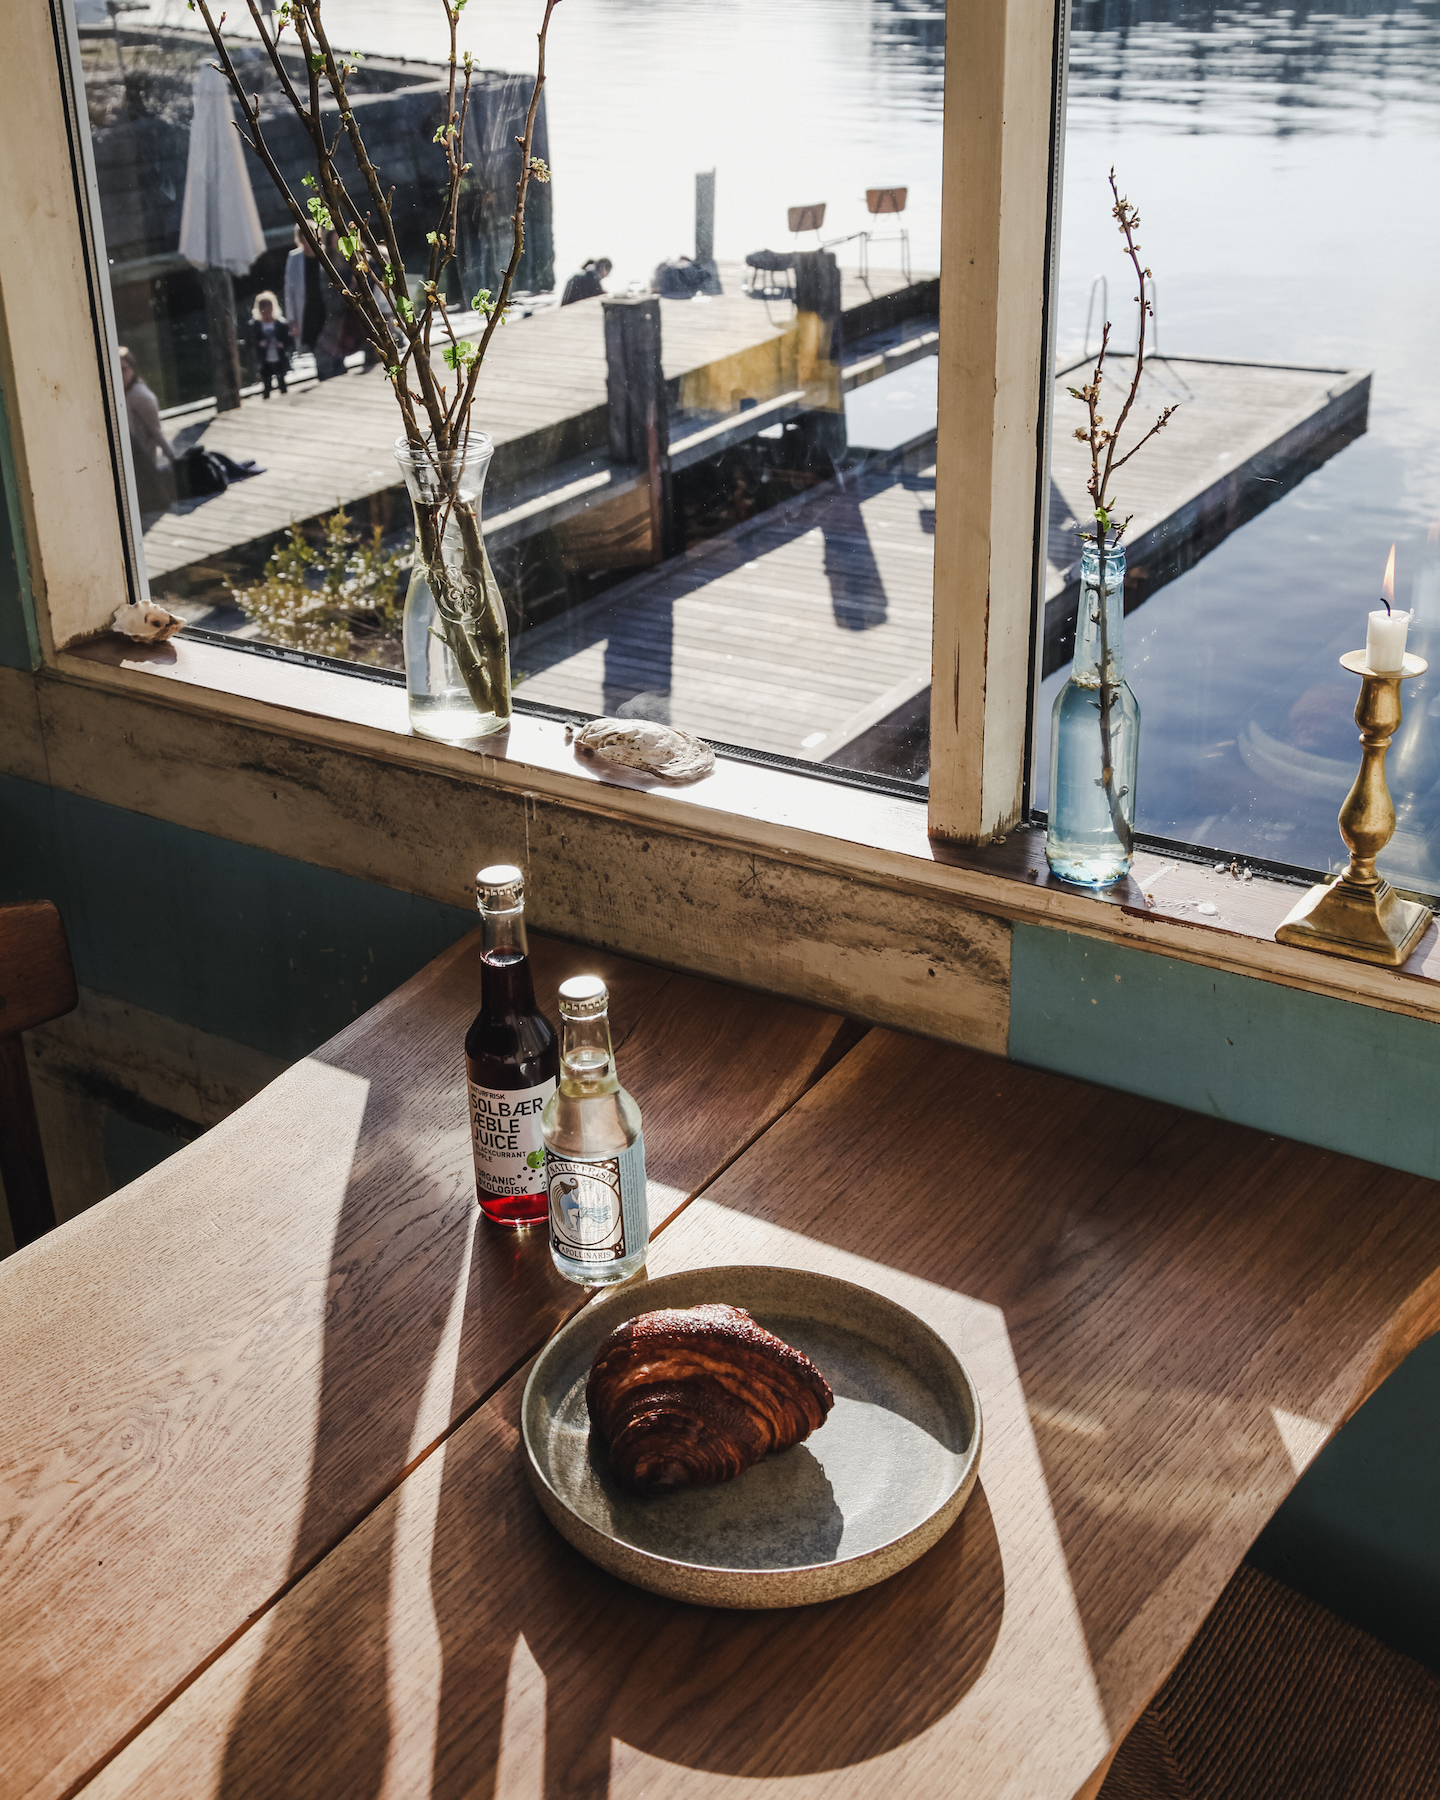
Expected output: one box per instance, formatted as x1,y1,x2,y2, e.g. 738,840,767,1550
71,0,946,790
1035,0,1440,889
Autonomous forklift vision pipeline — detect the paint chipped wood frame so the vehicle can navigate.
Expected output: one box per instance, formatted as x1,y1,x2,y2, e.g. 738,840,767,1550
11,641,1440,1050
3,0,1068,819
0,1,145,657
930,0,1068,845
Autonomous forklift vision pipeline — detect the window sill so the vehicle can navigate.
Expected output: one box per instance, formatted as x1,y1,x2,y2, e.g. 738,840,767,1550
40,635,1440,1026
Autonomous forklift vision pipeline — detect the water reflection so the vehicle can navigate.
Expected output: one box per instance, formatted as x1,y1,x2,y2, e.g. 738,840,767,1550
1042,0,1440,887
1070,0,1440,132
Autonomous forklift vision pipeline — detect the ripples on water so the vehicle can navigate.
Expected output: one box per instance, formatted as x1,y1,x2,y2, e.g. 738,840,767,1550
1069,0,1440,133
154,0,948,282
1046,2,1440,880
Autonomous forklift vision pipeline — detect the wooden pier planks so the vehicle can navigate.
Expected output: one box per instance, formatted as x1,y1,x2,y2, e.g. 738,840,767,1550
504,356,1366,766
145,343,1366,771
1043,356,1370,672
140,262,929,584
511,461,937,761
1046,357,1369,597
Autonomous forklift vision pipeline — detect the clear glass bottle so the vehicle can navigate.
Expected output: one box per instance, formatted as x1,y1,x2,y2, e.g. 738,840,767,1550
465,865,558,1227
541,976,648,1287
395,434,511,743
1046,539,1141,886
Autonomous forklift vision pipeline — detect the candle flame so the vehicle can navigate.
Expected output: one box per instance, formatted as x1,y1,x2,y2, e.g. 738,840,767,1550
1382,544,1396,612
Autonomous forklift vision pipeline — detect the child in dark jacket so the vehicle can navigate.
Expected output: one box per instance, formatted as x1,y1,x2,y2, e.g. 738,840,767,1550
249,292,295,398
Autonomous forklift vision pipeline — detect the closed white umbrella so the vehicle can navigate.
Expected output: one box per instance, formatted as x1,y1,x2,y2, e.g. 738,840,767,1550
179,62,265,275
180,63,266,412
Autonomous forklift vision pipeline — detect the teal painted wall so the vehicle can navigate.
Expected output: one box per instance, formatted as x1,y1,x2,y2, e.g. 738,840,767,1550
1010,923,1440,1670
0,377,39,670
1,775,476,1063
1009,923,1440,1181
1248,1332,1440,1673
2,773,476,1199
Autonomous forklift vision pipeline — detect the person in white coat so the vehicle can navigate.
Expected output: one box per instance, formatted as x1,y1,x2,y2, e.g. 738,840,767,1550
118,346,176,514
284,226,327,358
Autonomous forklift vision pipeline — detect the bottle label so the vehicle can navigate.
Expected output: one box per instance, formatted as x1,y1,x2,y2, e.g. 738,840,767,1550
546,1136,648,1264
468,1078,556,1201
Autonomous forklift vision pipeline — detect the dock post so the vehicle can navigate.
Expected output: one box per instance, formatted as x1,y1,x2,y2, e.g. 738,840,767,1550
794,250,847,469
603,295,675,562
696,170,715,264
200,267,243,413
694,170,721,295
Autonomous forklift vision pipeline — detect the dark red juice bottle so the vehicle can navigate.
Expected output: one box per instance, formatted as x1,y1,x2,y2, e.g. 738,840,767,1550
465,865,559,1227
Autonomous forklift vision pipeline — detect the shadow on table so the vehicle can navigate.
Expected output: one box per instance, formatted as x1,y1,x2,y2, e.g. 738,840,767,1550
211,1083,481,1800
429,1470,1004,1797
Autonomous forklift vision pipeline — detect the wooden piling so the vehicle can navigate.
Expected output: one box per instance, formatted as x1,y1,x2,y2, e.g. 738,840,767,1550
794,250,847,467
602,295,675,562
200,267,243,414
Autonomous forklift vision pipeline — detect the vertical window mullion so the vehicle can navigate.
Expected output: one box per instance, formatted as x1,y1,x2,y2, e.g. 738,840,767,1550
929,0,1068,845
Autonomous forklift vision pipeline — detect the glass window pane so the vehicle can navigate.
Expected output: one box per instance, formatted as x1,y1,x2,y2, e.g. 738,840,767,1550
74,0,941,788
1036,0,1440,884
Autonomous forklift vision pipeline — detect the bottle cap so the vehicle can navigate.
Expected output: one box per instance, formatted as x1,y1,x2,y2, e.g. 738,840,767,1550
557,974,609,1017
476,864,524,911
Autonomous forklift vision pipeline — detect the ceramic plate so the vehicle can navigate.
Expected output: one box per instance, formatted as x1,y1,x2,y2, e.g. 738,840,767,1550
520,1263,982,1608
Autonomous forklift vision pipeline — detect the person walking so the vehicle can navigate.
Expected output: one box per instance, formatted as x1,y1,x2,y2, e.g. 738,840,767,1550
118,345,177,515
284,226,327,364
248,291,294,398
561,257,612,306
313,230,367,380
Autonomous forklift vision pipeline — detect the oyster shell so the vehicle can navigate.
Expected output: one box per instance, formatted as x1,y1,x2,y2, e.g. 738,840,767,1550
570,717,715,783
111,601,185,643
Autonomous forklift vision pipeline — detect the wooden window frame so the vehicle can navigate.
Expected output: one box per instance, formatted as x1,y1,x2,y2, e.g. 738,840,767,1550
8,0,1440,1036
3,0,1063,833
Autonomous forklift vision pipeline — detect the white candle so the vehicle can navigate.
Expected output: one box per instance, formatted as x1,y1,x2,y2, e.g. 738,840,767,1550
1366,607,1411,672
1366,544,1408,671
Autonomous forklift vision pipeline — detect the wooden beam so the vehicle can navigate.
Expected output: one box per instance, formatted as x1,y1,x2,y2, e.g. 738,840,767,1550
16,647,1440,1034
0,2,144,650
929,0,1066,844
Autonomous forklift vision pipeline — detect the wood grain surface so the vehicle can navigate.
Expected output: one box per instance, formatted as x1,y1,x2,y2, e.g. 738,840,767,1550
514,467,936,763
76,1031,1440,1799
0,931,847,1800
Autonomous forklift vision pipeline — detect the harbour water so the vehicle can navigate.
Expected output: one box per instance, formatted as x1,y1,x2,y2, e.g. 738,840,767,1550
1045,0,1440,885
117,0,946,290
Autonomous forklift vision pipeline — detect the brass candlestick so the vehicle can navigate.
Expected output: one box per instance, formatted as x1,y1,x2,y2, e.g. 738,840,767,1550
1276,650,1433,965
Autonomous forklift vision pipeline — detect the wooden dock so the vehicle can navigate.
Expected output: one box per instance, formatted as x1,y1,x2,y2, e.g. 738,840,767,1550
511,453,937,765
142,261,936,590
1043,355,1369,674
510,356,1368,775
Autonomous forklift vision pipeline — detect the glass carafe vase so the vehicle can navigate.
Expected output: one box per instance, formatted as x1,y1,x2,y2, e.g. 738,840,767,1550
395,435,511,741
1046,539,1140,886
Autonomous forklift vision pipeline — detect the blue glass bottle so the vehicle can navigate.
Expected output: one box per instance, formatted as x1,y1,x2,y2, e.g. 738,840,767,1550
1046,539,1140,886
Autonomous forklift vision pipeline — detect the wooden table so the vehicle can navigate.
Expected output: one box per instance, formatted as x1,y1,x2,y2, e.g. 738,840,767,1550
5,940,1440,1800
0,934,847,1800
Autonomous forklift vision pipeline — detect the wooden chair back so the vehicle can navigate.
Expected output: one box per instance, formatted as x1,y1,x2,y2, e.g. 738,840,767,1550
866,186,907,215
0,901,78,1249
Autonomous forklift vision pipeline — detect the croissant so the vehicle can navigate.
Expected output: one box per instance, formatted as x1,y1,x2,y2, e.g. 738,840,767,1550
586,1302,834,1495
